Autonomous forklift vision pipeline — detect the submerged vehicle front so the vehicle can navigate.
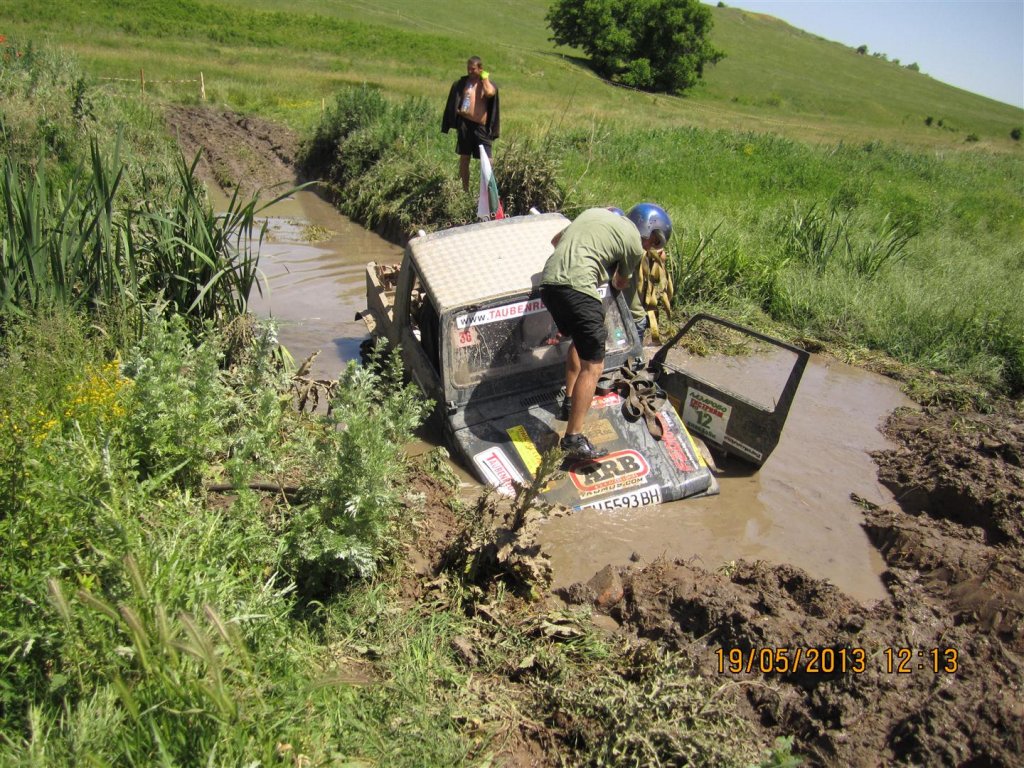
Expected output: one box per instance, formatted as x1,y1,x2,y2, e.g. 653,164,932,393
406,213,717,510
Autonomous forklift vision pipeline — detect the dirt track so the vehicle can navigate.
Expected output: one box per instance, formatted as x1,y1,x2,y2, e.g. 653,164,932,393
167,106,1024,767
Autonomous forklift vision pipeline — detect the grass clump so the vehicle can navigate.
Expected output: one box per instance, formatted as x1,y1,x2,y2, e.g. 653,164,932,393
540,643,763,766
284,348,431,597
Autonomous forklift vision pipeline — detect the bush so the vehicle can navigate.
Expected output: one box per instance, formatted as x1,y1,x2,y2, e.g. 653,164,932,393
1011,127,1021,141
283,348,430,598
546,0,724,94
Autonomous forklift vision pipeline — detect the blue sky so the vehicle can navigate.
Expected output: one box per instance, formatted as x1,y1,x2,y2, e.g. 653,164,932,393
717,1,1024,108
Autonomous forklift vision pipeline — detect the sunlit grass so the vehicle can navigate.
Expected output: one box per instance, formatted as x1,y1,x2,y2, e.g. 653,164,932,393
7,0,1020,147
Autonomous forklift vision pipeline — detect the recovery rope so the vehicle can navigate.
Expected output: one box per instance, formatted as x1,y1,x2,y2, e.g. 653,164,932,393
636,248,674,343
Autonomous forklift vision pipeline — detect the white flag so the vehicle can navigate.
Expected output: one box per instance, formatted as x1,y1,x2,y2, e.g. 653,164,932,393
477,146,503,221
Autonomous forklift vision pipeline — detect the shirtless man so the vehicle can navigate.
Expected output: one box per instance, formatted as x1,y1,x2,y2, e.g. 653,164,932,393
441,56,500,192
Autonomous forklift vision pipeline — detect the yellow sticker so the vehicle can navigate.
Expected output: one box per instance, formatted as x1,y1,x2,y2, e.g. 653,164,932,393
680,420,707,468
507,425,543,475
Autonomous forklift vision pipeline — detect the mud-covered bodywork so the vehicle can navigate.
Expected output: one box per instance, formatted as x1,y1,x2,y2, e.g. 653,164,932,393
362,213,805,508
441,285,716,509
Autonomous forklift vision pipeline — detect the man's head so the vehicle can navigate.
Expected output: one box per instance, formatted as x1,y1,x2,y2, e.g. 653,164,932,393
627,203,672,250
466,56,484,78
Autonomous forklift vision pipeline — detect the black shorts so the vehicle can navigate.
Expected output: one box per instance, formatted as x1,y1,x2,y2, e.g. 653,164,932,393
540,284,607,362
456,116,492,158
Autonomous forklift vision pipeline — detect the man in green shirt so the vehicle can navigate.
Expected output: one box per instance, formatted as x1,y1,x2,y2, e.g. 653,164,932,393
540,203,673,461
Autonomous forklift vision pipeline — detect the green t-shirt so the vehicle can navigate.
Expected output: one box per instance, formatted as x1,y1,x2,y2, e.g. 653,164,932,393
540,208,643,302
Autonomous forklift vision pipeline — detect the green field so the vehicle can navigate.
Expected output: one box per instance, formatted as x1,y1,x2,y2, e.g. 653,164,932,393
3,0,1022,145
2,0,1021,389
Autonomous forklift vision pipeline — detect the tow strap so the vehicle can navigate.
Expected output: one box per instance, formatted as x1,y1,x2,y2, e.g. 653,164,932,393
613,365,667,440
636,248,674,343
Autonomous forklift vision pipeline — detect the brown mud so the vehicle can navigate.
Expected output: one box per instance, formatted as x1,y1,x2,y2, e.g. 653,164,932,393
170,106,1024,767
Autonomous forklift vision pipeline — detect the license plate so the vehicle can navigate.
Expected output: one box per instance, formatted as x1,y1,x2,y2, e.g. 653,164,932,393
576,485,662,511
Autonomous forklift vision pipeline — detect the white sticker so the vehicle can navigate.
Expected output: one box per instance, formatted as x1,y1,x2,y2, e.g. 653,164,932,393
723,434,764,462
456,298,547,330
473,446,524,497
576,485,663,511
455,326,478,348
683,388,731,445
456,285,610,330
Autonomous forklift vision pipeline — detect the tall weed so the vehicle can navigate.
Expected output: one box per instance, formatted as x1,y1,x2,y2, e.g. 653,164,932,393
783,201,851,274
284,348,430,597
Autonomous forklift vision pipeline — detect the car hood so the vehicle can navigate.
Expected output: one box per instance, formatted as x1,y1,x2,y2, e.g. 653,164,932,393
450,390,717,511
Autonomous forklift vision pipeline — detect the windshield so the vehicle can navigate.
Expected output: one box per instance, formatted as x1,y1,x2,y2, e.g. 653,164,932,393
448,287,631,389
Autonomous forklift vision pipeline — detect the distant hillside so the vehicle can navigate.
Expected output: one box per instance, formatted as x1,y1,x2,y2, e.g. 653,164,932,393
696,7,1022,147
1,0,1021,148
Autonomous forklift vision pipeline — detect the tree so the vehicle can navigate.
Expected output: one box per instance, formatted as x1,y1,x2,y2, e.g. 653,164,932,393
546,0,725,94
856,44,868,55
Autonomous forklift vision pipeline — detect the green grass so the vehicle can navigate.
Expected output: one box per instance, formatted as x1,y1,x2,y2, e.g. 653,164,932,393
4,2,1020,395
3,0,1021,145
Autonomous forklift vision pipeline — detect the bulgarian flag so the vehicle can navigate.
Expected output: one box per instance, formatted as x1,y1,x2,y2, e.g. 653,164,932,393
477,145,505,221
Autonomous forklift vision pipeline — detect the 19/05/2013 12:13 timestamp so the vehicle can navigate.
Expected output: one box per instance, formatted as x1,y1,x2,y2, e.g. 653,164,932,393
716,647,959,675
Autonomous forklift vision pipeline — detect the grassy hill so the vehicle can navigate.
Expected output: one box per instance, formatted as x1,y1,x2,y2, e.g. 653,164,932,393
2,0,1021,148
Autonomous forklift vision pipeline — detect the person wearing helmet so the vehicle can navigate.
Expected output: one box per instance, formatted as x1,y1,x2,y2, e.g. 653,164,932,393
540,203,672,461
606,205,652,343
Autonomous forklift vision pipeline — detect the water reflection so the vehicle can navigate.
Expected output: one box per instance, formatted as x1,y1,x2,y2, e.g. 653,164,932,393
216,187,402,380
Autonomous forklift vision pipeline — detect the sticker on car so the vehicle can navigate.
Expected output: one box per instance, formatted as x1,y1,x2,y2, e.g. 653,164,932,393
570,449,650,497
473,446,524,496
683,388,732,444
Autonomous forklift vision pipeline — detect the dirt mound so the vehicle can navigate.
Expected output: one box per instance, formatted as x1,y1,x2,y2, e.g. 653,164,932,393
164,106,302,198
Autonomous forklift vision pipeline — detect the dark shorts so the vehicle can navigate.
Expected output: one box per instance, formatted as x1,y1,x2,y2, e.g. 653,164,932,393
540,284,607,362
456,116,492,158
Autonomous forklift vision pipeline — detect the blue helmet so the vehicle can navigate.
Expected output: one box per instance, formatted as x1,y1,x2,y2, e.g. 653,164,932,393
627,203,672,248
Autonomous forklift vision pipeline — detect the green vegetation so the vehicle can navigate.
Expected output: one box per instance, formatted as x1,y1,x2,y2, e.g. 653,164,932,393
302,84,563,236
3,0,1020,145
3,0,1019,398
0,309,475,764
545,0,724,94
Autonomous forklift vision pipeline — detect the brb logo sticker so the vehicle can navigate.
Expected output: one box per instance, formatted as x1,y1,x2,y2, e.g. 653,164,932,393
570,449,650,497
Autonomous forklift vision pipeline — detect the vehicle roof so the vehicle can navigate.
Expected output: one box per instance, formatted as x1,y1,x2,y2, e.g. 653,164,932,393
408,213,570,313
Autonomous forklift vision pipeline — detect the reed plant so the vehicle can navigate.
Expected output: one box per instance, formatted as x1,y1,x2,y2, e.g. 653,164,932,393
1,140,285,336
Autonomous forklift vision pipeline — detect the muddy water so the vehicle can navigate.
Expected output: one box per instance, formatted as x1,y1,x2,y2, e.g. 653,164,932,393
222,189,911,604
214,188,402,379
540,349,914,603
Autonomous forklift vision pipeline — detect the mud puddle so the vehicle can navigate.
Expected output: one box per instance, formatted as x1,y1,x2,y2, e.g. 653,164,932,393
540,349,915,603
212,187,402,379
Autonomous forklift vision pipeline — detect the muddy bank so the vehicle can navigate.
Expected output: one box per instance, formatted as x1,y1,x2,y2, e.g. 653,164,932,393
571,401,1024,766
164,106,302,198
